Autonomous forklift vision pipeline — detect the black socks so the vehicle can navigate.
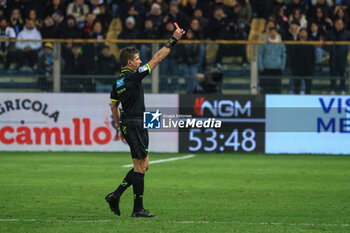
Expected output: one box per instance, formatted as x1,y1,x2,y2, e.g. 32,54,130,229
112,169,145,212
132,172,145,212
113,168,133,198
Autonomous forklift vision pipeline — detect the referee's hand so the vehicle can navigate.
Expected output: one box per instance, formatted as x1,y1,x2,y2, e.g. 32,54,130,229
121,134,127,144
173,28,185,40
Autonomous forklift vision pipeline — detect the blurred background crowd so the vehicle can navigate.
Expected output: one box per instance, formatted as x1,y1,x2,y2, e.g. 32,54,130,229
0,0,349,94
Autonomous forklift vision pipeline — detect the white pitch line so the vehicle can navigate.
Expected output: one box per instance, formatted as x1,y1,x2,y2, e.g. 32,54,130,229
122,154,195,168
0,219,349,228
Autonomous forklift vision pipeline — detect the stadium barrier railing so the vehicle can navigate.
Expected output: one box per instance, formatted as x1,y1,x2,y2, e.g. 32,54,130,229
0,38,349,94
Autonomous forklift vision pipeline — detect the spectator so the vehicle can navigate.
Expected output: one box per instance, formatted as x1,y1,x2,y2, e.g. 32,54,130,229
289,8,308,29
250,0,270,18
88,20,105,40
118,0,145,23
259,19,282,41
7,0,26,16
91,0,111,28
84,20,105,73
162,0,188,31
325,19,350,94
82,12,96,38
44,0,66,18
265,0,287,19
273,6,289,35
309,0,333,21
0,18,15,69
145,3,163,35
284,20,301,41
151,0,169,14
51,10,65,35
334,6,349,30
284,20,301,92
205,6,227,40
309,21,324,41
66,0,89,28
215,19,249,69
233,0,252,36
177,30,201,93
41,15,57,38
118,16,138,49
286,0,307,16
193,8,208,30
209,0,233,18
0,8,4,19
193,73,206,94
108,0,120,19
193,71,222,94
28,9,43,29
138,19,158,61
189,18,204,39
62,43,94,92
62,15,81,39
9,8,23,36
0,0,8,17
290,28,315,94
312,6,333,33
189,18,205,70
258,27,286,94
28,0,47,19
124,5,144,31
38,42,54,91
308,22,327,64
14,19,42,70
63,43,87,75
96,45,119,75
183,0,205,18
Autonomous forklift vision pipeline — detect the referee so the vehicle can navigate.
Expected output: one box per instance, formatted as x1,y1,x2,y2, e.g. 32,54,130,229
106,27,185,217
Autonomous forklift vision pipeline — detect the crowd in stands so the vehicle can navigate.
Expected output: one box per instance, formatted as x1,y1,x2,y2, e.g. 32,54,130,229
254,0,350,94
0,0,348,93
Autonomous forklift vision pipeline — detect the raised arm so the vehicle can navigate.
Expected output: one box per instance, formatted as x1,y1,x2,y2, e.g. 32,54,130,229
147,28,185,71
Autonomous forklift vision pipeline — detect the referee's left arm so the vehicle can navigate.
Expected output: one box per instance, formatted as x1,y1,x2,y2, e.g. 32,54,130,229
111,101,121,129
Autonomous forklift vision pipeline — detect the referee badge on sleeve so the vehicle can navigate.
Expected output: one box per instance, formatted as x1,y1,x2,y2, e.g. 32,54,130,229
138,64,149,73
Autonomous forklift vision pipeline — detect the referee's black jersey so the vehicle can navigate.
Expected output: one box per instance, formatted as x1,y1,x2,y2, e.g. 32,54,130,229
110,63,151,118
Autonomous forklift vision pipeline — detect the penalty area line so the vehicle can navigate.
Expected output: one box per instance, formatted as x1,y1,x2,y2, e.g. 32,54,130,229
122,154,195,168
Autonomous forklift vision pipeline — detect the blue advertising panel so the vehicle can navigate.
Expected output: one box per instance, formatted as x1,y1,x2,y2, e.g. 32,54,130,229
266,95,350,154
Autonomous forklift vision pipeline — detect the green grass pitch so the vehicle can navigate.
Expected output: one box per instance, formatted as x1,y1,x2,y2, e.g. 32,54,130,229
0,152,349,233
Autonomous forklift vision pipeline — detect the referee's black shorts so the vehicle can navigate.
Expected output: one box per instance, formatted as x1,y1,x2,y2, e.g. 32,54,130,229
121,119,149,159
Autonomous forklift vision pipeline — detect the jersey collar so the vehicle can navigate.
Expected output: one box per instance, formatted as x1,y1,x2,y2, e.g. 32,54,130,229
121,68,137,73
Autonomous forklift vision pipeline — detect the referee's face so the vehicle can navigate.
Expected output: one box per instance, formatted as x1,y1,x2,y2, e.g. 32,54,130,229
129,53,142,69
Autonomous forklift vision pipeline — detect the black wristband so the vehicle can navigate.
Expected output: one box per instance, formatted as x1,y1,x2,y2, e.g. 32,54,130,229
165,37,177,48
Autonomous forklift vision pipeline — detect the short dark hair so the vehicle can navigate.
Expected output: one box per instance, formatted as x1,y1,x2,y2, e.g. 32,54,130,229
120,47,139,67
291,20,301,26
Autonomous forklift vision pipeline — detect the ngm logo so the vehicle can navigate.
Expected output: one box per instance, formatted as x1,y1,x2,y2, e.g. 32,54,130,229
143,110,162,129
193,97,251,117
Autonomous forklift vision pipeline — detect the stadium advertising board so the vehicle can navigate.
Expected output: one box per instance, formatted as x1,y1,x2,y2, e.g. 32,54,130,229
0,93,178,152
266,95,350,154
178,95,265,153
